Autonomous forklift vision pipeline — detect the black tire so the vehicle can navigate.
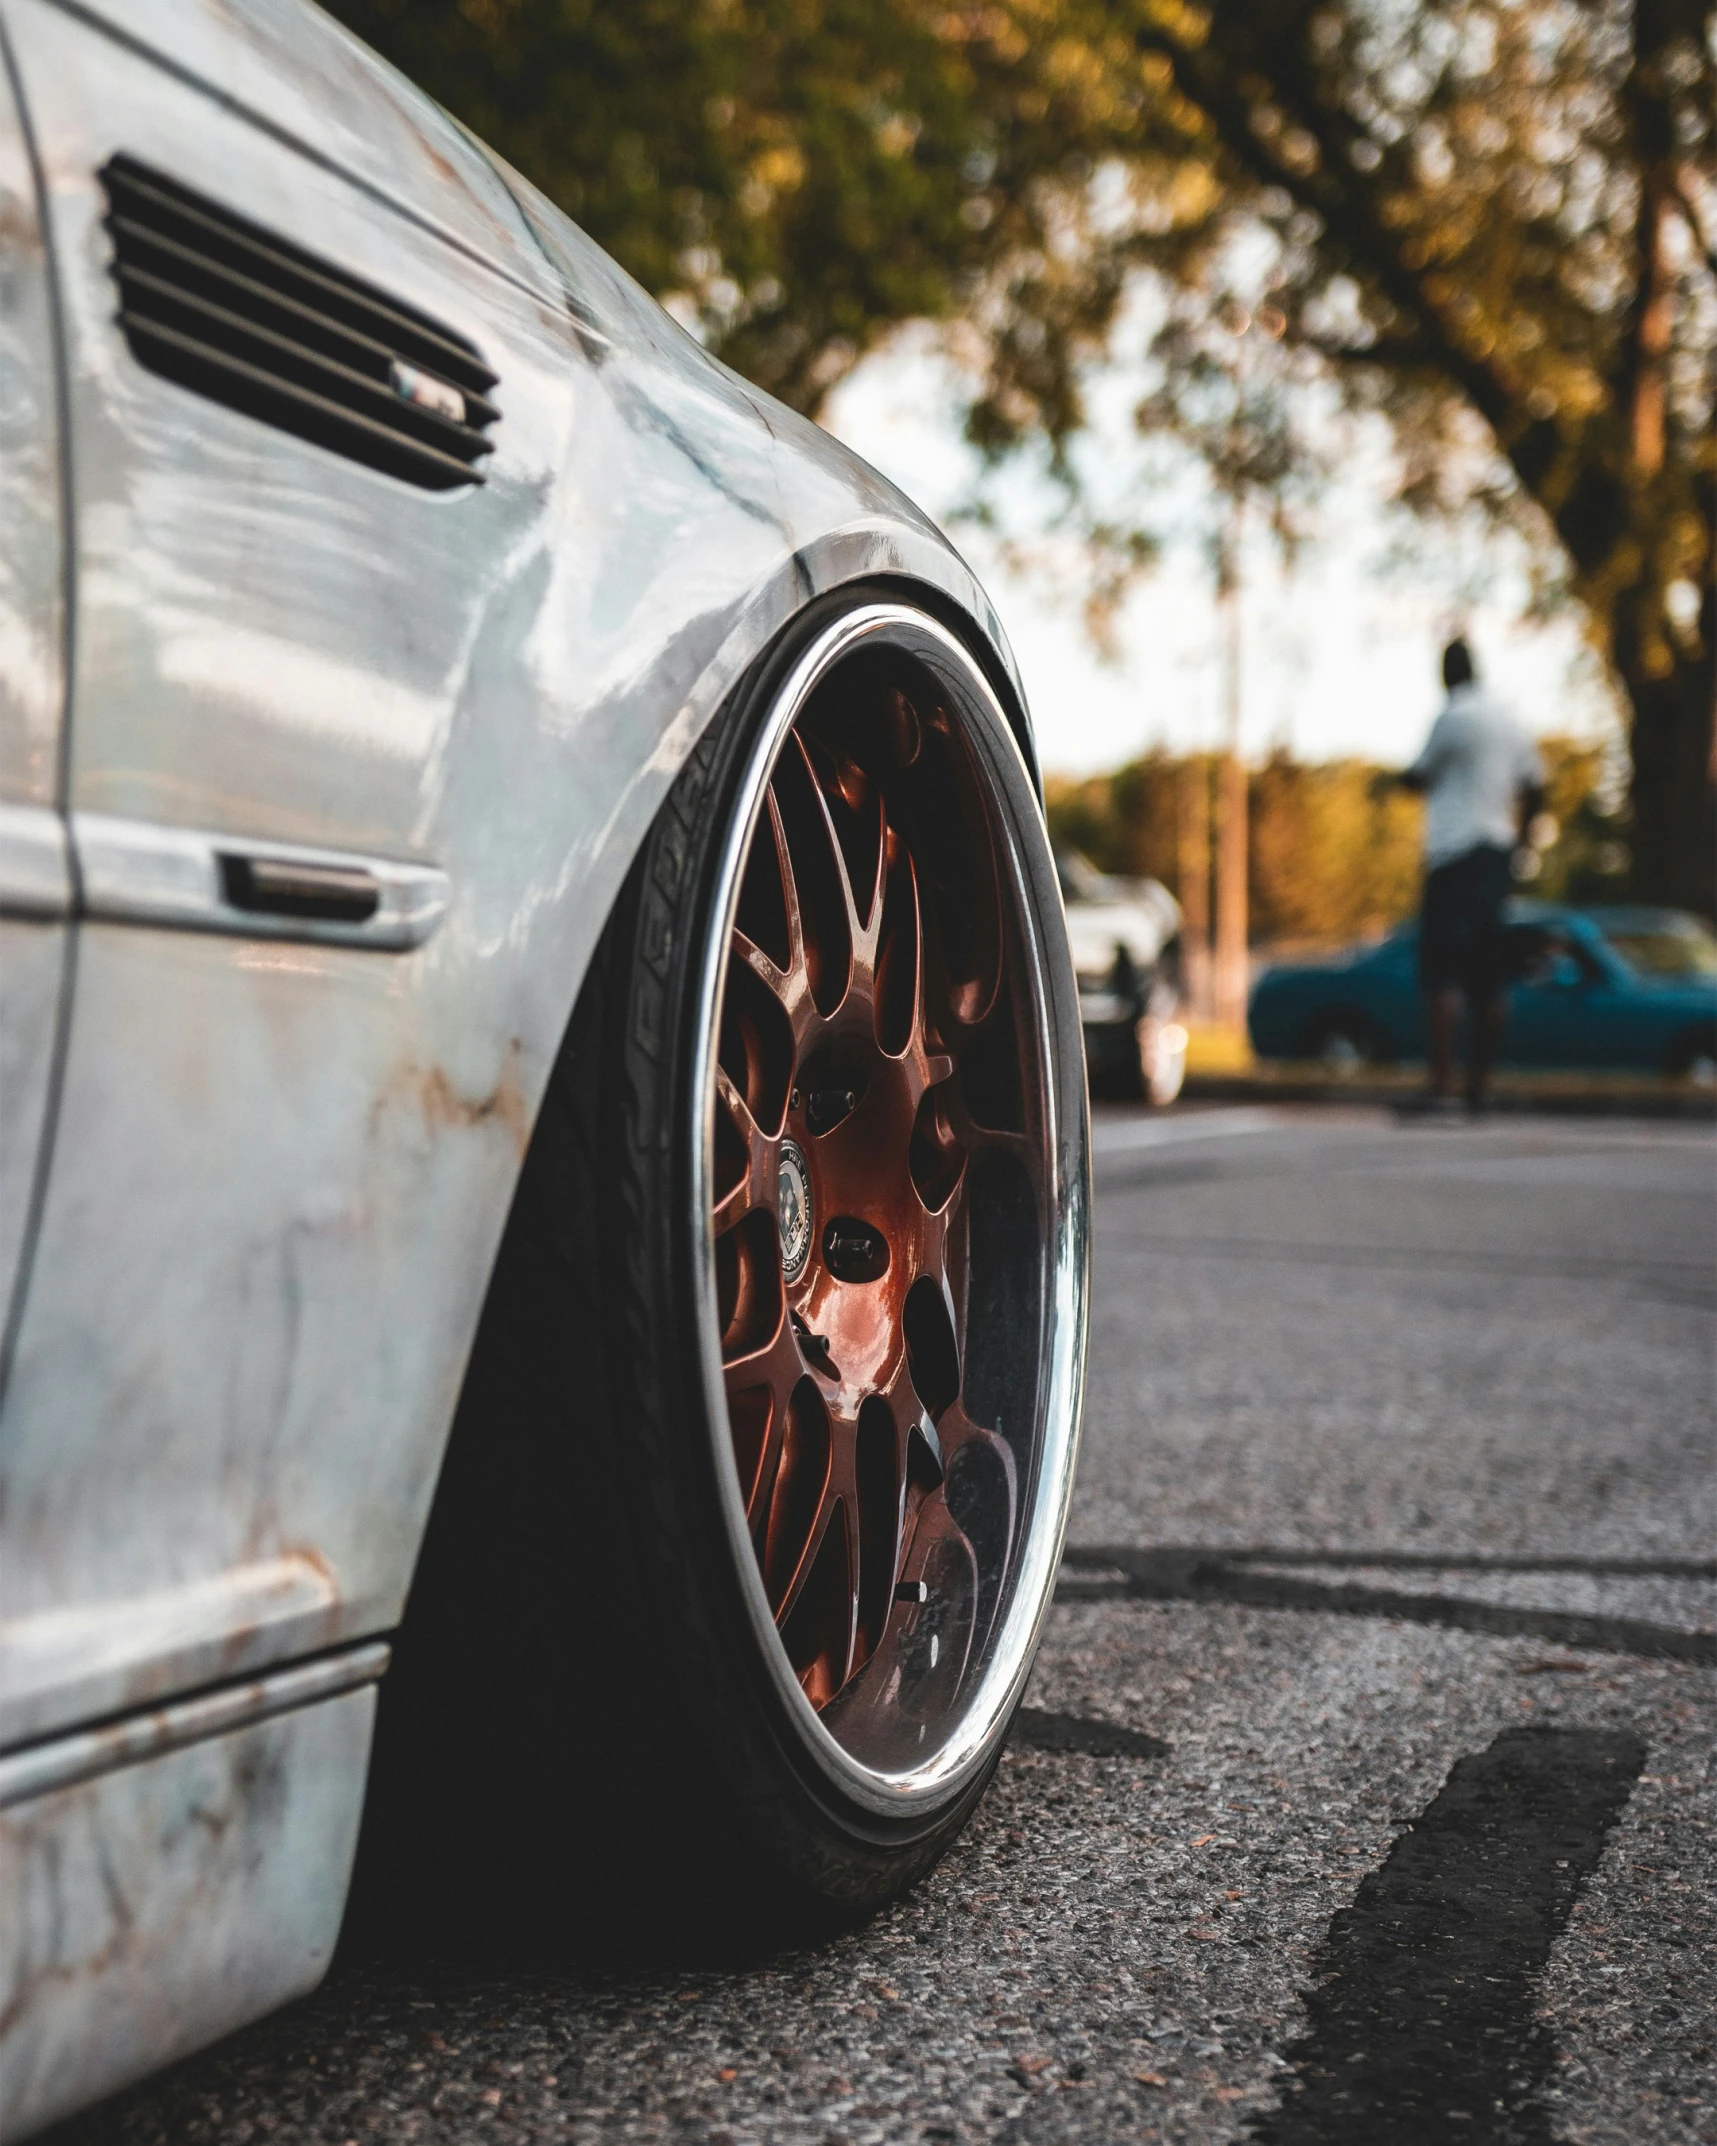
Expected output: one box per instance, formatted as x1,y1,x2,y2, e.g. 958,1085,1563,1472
1136,1000,1187,1107
1666,1025,1717,1083
1305,1009,1385,1071
350,590,1088,1959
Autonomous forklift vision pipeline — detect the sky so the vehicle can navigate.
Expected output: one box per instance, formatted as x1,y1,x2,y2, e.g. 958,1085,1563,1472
823,328,1623,781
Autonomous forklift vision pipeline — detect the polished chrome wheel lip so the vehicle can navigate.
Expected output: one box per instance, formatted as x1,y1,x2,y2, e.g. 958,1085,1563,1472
690,601,1091,1816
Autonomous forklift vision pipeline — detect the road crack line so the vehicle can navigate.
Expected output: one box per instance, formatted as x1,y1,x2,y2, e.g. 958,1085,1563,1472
1058,1546,1716,1662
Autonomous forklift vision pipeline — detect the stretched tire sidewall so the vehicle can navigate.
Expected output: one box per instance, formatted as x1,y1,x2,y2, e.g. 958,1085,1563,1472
601,585,1087,1907
353,585,1089,1953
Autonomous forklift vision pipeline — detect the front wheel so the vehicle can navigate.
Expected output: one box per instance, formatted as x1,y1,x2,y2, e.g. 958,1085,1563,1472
1666,1027,1717,1086
1136,1005,1188,1106
1306,1009,1384,1073
358,593,1090,1949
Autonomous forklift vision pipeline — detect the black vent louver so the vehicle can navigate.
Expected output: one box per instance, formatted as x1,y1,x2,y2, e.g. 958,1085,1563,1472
100,154,498,491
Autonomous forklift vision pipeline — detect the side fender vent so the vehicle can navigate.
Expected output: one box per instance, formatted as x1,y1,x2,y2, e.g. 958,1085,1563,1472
99,154,498,491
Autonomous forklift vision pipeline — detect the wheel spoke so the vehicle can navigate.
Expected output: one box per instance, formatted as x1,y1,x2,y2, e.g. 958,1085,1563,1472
764,786,806,986
807,728,887,943
790,731,860,937
724,1310,806,1534
771,734,858,1019
928,1394,1006,1473
835,1477,863,1686
927,1399,1016,1662
873,828,925,1061
917,704,1005,1033
850,792,889,995
710,655,1051,1738
731,925,791,1005
936,1060,1041,1179
712,1063,775,1235
875,1489,981,1703
768,1490,828,1630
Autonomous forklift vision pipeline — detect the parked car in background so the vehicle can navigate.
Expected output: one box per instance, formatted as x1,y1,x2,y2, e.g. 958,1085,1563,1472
1056,849,1187,1103
0,2,1091,2132
1248,902,1717,1078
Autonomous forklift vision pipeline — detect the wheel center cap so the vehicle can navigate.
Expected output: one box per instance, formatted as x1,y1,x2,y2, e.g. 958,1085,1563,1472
778,1138,813,1283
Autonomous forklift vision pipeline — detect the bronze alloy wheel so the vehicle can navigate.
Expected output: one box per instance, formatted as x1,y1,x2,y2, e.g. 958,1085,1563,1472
364,593,1088,1943
699,605,1089,1786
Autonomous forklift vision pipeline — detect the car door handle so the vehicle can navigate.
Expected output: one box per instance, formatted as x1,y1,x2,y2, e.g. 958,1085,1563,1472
71,814,449,950
218,853,381,925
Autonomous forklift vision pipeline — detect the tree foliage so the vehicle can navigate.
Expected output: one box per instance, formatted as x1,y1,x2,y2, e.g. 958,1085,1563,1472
1046,739,1626,946
323,0,1165,415
326,0,1715,910
1112,0,1715,914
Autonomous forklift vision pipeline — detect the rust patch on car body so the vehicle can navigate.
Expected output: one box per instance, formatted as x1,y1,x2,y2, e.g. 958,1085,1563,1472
375,1042,530,1153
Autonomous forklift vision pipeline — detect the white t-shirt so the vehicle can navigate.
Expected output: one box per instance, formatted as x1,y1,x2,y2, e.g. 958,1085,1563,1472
1408,685,1545,867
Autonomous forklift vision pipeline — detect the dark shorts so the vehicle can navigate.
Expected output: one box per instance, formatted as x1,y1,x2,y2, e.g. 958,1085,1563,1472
1419,842,1513,996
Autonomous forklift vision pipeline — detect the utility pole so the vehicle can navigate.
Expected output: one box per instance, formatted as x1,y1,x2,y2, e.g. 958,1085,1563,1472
1213,483,1248,1029
1212,291,1255,1032
1177,755,1212,1018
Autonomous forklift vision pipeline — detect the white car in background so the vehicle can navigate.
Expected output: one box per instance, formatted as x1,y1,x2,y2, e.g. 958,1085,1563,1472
0,0,1091,2131
1056,849,1187,1104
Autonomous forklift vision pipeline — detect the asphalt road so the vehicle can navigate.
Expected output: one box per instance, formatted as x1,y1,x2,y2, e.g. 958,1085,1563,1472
56,1107,1716,2146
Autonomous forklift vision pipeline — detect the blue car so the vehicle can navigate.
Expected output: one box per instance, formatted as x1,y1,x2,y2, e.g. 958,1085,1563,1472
1248,903,1717,1078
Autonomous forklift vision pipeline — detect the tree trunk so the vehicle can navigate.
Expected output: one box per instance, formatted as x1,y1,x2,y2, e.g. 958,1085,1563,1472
1178,756,1213,1018
1620,578,1716,918
1212,489,1248,1028
1215,749,1249,1027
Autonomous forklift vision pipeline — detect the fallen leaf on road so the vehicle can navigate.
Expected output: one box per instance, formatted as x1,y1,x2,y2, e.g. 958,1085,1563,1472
1191,1834,1216,1846
1135,2071,1168,2087
1013,2054,1052,2075
717,2069,738,2084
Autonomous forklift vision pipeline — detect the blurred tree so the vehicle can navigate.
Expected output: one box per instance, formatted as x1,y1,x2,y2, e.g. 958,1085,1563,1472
1047,739,1616,947
1130,307,1332,1018
326,0,1713,912
321,0,1185,415
1528,736,1636,903
1247,752,1422,942
1040,770,1116,870
1048,749,1423,943
1062,0,1715,914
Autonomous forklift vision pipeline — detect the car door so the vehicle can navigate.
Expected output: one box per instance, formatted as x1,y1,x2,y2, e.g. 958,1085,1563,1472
1347,930,1424,1060
0,0,586,1748
1503,935,1630,1069
0,34,69,1340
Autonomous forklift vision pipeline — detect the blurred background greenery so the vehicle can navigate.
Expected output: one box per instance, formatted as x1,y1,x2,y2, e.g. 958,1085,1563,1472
327,0,1714,919
1045,734,1628,949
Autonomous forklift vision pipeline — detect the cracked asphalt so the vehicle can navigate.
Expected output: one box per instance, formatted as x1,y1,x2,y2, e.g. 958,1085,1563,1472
55,1107,1716,2145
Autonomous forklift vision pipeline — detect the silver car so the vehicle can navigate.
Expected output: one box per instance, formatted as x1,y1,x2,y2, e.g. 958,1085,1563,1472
1058,849,1187,1104
0,2,1090,2132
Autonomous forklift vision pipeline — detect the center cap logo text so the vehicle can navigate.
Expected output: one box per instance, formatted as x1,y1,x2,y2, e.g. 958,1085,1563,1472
778,1139,813,1283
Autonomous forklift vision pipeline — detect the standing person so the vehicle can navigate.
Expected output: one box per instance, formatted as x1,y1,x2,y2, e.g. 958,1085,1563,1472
1381,638,1546,1117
